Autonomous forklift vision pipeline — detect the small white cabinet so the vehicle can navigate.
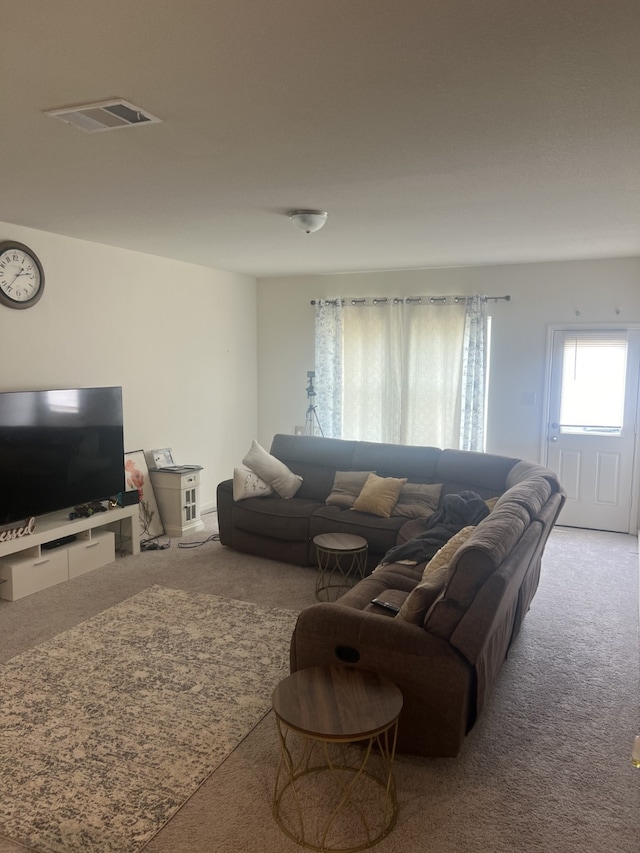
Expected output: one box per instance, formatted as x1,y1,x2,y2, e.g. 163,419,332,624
150,469,204,537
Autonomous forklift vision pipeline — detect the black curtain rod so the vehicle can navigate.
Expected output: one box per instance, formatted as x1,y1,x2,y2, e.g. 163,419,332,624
310,295,511,305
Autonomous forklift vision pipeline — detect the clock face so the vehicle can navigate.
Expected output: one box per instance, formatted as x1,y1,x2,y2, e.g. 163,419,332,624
0,242,45,309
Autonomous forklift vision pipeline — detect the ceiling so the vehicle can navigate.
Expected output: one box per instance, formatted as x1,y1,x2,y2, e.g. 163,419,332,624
3,0,640,278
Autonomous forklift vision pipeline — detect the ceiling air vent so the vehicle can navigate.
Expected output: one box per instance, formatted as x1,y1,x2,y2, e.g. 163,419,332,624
44,99,162,133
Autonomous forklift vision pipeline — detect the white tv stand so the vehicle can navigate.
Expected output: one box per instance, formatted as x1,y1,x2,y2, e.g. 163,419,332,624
0,505,140,601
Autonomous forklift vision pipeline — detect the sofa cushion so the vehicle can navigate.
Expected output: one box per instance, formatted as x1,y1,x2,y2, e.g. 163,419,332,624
391,482,442,519
368,561,425,588
232,465,273,501
242,440,303,499
338,574,413,609
352,473,407,517
424,502,530,640
492,475,552,521
398,526,476,624
233,495,323,540
270,433,358,469
435,449,519,494
351,441,441,481
289,462,338,502
325,471,373,508
310,505,406,556
506,459,560,490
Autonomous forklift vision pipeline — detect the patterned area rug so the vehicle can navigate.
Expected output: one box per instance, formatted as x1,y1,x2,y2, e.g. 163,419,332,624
0,585,298,853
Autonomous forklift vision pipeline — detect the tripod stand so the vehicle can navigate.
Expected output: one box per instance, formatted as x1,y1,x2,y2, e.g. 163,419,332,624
303,372,324,437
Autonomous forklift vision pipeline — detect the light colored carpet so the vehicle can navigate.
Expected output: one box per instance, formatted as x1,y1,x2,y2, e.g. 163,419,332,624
0,584,298,853
0,515,638,853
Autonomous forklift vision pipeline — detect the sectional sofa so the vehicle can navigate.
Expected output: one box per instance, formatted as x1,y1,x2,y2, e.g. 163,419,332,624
217,433,566,756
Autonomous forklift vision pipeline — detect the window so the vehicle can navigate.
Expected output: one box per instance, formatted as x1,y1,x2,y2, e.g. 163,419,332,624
559,333,627,436
314,296,488,450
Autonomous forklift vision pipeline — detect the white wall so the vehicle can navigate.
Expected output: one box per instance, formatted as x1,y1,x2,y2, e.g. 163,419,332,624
0,222,258,511
4,218,639,515
257,257,640,463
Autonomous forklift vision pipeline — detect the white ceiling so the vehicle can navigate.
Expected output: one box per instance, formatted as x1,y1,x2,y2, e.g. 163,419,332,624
3,0,640,278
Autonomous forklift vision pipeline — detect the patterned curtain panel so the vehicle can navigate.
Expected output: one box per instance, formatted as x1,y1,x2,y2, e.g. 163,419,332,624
314,299,343,438
459,295,488,451
313,295,487,449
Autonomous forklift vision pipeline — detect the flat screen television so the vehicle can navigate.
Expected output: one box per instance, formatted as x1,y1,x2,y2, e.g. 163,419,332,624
0,386,125,525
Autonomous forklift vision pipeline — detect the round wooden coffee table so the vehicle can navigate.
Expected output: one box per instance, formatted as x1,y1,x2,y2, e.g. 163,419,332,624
272,665,403,852
313,533,368,601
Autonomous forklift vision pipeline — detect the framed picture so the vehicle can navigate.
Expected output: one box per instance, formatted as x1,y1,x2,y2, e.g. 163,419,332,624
124,450,164,540
151,447,175,468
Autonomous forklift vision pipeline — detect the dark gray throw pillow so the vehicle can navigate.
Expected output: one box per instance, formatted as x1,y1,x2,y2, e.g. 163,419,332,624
325,471,373,508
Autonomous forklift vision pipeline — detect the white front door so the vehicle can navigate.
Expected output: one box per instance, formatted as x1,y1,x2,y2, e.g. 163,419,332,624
545,327,640,533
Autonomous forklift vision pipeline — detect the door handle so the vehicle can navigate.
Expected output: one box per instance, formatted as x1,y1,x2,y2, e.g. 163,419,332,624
550,435,558,442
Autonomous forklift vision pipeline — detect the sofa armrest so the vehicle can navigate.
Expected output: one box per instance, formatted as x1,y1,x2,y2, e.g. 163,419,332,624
290,601,474,756
216,478,234,546
291,602,439,666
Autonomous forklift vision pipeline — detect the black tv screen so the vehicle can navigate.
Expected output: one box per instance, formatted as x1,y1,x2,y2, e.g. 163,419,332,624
0,386,125,525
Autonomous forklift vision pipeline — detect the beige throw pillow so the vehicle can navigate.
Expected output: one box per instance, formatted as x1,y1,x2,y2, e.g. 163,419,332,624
398,525,476,624
325,471,373,508
352,473,407,518
233,465,273,501
242,440,303,499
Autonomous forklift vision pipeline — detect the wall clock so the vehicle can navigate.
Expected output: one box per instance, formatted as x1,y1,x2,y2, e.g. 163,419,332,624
0,241,45,309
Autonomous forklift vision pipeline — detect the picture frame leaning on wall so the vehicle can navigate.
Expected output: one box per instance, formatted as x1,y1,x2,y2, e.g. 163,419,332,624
124,449,164,540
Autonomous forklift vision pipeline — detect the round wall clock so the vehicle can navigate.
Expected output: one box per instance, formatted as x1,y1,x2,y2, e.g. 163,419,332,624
0,241,45,309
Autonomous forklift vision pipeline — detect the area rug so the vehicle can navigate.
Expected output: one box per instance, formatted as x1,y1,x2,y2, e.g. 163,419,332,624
0,585,299,853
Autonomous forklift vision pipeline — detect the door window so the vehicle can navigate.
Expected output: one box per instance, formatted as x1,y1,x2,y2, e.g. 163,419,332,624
559,332,627,436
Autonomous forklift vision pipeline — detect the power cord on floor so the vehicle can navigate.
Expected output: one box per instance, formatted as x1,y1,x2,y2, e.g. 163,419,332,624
177,507,220,548
178,533,220,548
138,508,220,550
140,540,171,551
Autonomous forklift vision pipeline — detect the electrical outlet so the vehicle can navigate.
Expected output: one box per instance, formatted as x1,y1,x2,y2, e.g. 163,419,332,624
294,426,305,436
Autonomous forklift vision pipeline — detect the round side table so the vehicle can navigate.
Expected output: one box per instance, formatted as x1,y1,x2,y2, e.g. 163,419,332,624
313,533,368,601
272,665,403,852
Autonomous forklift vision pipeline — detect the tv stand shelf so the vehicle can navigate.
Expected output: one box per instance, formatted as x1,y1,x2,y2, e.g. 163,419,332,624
0,505,140,601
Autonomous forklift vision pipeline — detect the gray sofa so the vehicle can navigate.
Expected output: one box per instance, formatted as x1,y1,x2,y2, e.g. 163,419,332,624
217,434,565,756
217,434,532,570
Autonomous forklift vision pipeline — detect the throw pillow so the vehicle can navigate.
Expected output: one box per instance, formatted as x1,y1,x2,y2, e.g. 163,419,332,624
391,482,442,519
351,473,407,518
242,440,303,499
325,471,373,508
398,525,476,624
233,465,273,501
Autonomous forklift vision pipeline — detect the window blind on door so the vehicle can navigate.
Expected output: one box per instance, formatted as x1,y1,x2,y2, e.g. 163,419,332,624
559,332,627,435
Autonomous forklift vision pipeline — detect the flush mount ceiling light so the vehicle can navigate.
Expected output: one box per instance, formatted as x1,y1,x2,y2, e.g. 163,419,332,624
288,210,328,234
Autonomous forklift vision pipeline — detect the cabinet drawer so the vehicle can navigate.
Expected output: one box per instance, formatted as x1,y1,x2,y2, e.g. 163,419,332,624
68,531,116,578
0,549,68,601
150,471,200,490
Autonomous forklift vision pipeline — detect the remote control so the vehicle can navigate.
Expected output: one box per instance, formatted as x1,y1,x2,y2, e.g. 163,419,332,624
371,598,401,613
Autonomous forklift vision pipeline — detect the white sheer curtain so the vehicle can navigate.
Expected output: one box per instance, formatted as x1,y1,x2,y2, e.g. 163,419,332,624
313,296,488,449
402,300,466,447
342,300,404,442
